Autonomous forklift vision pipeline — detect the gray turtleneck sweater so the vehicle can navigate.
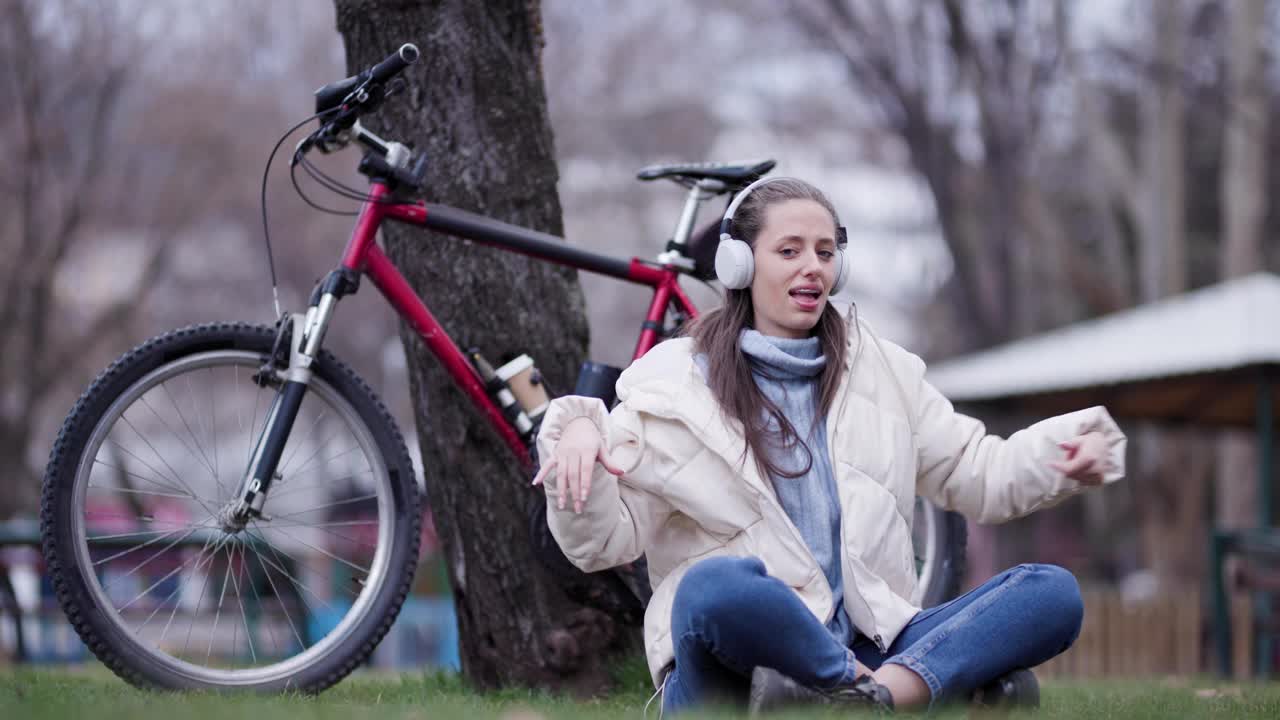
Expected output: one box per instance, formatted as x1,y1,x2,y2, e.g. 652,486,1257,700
697,329,854,645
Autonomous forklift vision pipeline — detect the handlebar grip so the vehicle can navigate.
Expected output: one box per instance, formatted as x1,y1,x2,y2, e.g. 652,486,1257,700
370,43,420,85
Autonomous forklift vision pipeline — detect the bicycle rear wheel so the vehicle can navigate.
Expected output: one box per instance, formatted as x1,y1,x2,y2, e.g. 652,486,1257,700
912,497,967,607
41,323,421,692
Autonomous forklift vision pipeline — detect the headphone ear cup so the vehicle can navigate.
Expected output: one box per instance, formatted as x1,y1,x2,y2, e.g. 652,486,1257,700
714,238,755,290
830,248,851,295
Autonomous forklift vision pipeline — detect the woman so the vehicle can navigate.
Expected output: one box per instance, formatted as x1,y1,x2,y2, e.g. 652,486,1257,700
532,177,1125,714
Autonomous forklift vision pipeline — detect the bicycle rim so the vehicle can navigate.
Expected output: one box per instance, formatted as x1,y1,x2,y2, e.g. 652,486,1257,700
69,349,395,686
911,496,940,604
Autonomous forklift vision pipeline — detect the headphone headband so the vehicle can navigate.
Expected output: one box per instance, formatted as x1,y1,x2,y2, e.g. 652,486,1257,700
719,176,847,247
714,175,850,292
720,176,791,238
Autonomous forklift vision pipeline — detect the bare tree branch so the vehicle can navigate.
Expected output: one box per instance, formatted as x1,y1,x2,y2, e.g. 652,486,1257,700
30,240,173,406
0,0,43,370
796,0,910,129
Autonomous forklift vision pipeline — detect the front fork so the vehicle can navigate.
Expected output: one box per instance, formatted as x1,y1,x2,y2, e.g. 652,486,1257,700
220,270,355,532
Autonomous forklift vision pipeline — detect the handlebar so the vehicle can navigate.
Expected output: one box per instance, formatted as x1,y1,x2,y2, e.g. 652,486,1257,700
298,43,426,193
313,43,420,116
371,43,419,85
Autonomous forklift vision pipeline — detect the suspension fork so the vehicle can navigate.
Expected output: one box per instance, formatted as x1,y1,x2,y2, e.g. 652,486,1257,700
221,269,359,531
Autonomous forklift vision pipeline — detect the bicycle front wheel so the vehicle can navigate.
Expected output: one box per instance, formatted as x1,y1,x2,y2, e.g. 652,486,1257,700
41,323,421,692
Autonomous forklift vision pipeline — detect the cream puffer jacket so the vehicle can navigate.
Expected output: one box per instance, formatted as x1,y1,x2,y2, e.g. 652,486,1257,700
535,319,1127,688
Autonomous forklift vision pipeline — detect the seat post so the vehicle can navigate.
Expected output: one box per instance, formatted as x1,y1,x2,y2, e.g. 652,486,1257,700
658,179,723,270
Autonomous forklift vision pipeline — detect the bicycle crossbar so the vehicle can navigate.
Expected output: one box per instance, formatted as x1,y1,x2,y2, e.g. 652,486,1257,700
415,203,634,280
335,183,700,468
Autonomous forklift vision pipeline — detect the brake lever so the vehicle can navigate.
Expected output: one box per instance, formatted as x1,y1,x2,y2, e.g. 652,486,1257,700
338,74,374,108
384,78,407,99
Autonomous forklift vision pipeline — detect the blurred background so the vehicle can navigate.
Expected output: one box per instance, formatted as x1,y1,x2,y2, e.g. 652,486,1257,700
2,0,1278,681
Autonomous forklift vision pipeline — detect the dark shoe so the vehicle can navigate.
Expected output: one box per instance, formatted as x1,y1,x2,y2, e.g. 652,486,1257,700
971,668,1040,709
748,666,894,716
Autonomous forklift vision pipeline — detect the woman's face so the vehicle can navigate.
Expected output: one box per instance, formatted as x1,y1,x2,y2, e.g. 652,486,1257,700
749,198,840,339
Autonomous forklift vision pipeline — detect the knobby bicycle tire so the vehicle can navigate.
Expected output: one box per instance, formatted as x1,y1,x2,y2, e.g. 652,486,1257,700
41,323,421,692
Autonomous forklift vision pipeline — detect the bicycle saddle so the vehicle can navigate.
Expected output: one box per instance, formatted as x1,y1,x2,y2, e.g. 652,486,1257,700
635,159,777,187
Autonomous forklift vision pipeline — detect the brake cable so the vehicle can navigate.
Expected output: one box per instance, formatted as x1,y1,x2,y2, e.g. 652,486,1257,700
259,107,341,321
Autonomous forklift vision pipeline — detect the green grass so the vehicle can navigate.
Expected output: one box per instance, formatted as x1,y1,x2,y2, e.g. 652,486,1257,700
2,663,1279,719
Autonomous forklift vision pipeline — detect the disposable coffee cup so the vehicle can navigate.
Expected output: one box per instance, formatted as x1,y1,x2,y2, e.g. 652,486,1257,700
495,354,550,419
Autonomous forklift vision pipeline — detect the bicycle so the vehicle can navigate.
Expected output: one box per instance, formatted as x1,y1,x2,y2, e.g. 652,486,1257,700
40,43,966,692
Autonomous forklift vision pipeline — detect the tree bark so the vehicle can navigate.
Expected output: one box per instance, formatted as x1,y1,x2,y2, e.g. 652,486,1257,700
332,0,639,692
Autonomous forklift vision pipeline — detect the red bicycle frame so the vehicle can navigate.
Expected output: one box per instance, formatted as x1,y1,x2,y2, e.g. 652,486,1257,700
337,182,701,468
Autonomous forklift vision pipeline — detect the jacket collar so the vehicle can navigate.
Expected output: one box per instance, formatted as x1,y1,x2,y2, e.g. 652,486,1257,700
615,326,865,500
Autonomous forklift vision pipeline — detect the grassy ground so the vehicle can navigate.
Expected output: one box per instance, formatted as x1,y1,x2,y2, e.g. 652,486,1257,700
2,662,1279,719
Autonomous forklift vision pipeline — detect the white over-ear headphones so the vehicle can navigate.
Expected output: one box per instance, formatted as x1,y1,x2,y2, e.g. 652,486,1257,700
714,176,850,293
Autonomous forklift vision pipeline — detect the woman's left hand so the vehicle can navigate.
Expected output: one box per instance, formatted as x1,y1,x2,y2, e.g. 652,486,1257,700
1050,431,1111,485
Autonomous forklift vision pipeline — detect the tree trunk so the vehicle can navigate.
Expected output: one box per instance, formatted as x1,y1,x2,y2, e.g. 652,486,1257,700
1136,0,1188,302
1113,0,1201,595
1215,0,1269,591
1220,0,1269,280
1217,0,1271,529
333,0,639,692
1074,0,1220,595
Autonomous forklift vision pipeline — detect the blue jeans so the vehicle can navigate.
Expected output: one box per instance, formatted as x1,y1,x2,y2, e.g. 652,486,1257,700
661,556,1083,714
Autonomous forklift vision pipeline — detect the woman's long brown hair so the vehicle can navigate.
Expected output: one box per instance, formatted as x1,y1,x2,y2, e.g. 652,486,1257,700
687,179,850,480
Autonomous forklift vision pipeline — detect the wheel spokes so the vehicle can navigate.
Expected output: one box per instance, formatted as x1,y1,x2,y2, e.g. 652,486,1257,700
73,352,392,679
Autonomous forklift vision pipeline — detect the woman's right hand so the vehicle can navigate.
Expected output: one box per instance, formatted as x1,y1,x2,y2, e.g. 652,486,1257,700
532,416,624,513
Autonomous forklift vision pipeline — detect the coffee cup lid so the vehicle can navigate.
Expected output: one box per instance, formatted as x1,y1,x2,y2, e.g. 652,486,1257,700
495,354,534,381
